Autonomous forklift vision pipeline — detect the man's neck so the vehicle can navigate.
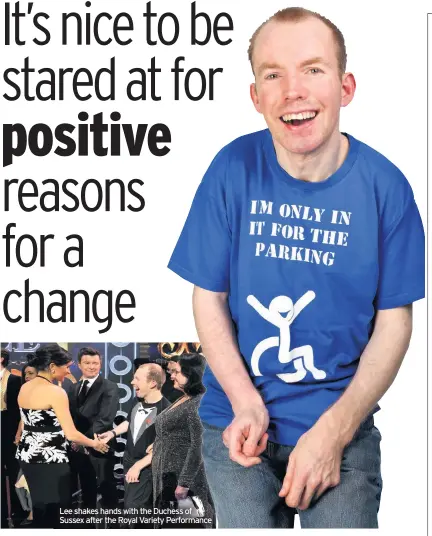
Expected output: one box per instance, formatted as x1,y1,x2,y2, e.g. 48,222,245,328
274,131,348,183
142,391,163,404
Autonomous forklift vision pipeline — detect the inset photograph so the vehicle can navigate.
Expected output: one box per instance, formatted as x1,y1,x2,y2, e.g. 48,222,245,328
1,342,215,529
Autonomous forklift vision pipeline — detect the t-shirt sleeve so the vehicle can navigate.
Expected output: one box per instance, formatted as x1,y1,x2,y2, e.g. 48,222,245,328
168,148,232,292
375,182,425,310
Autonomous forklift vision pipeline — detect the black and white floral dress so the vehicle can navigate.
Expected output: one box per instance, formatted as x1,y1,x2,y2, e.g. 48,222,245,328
16,408,69,463
16,408,72,528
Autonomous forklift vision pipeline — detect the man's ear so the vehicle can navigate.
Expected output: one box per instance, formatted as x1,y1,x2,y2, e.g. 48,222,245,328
250,83,262,113
341,72,356,108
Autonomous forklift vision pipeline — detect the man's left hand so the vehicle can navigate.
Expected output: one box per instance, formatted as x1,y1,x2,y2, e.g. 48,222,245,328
279,420,345,510
125,464,141,483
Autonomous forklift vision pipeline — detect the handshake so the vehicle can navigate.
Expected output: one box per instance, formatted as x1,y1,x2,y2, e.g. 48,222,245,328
71,432,114,454
98,430,116,443
92,430,116,453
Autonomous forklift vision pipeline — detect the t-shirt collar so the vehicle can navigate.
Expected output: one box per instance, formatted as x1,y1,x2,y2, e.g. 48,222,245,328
263,129,359,191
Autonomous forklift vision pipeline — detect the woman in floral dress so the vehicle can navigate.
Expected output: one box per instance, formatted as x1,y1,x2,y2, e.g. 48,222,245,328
16,344,108,528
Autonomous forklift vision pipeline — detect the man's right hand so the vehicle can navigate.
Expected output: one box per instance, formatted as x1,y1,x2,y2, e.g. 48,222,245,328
222,404,269,467
98,431,115,443
92,434,110,453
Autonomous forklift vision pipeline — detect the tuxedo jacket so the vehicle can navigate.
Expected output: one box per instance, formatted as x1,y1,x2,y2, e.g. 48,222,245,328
68,375,119,440
124,397,170,467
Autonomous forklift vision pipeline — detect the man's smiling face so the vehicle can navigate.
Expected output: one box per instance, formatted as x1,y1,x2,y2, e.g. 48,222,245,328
250,17,354,156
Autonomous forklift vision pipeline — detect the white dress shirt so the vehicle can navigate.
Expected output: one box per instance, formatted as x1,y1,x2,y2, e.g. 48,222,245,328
132,404,155,444
78,375,98,394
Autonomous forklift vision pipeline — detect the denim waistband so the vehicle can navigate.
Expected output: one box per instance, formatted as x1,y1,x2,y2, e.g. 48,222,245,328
202,413,376,448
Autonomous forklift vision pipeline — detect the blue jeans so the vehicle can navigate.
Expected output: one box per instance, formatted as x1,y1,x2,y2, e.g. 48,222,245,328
202,416,382,528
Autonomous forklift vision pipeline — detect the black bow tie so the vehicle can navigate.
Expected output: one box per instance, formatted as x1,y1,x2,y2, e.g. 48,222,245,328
138,405,155,413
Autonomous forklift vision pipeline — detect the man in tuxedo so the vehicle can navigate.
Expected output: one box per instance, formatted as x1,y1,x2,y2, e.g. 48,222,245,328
1,349,23,527
68,347,119,509
100,361,170,517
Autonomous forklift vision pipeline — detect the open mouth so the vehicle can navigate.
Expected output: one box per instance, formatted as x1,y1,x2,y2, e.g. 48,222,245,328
280,111,317,127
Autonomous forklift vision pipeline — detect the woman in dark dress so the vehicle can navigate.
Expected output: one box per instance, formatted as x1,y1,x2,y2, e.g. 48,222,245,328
14,362,38,526
152,353,215,528
14,363,39,444
16,344,108,528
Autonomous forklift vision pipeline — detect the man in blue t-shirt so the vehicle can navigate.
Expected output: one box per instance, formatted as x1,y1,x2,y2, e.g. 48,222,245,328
168,7,425,529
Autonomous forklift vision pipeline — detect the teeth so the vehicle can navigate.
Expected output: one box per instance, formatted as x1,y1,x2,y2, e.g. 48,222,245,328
282,111,317,122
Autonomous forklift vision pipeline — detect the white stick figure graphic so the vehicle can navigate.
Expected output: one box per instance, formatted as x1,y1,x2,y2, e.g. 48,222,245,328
247,291,326,383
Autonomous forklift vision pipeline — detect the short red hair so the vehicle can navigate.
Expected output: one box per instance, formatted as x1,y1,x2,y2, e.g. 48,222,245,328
248,7,347,78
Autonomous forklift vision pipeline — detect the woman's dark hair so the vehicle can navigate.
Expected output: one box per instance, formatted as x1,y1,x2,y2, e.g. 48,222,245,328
27,344,72,372
21,363,37,385
177,353,206,397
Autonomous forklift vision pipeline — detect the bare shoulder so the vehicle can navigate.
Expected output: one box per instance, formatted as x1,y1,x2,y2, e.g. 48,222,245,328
19,381,30,393
17,380,28,404
51,384,68,400
19,379,65,409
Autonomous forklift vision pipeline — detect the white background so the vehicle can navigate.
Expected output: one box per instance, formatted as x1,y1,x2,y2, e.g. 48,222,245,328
0,1,429,533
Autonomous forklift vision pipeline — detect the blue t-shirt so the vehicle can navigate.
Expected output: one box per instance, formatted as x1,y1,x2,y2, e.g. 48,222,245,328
168,129,425,446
